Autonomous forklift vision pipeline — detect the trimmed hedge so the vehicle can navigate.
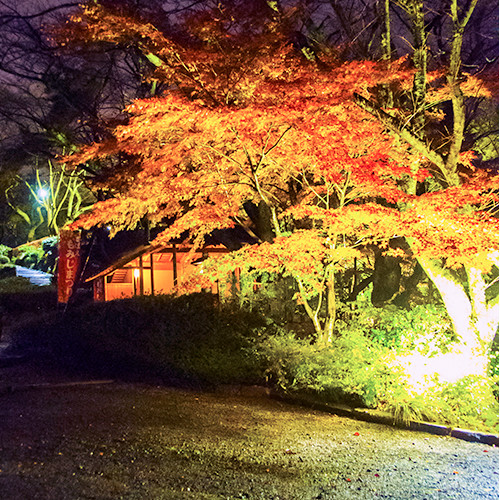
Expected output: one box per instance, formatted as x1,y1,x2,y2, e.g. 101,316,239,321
0,264,16,280
10,293,268,385
0,277,57,313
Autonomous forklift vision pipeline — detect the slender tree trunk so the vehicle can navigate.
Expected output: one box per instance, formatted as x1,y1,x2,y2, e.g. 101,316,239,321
379,0,394,107
443,0,478,187
465,266,499,347
404,0,427,195
318,264,336,345
295,276,324,339
408,0,427,140
381,0,391,61
265,193,336,343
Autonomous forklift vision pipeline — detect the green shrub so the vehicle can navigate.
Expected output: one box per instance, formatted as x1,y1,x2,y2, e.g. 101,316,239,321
0,277,57,313
377,367,498,432
40,237,58,273
0,276,35,293
13,245,45,270
383,388,430,425
253,328,498,432
421,376,499,432
338,303,457,356
0,244,11,260
253,329,400,408
0,245,11,266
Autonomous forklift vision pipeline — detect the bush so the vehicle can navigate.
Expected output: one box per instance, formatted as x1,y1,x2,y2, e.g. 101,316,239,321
252,328,498,432
41,237,58,273
0,244,11,261
253,329,400,408
10,293,267,385
381,374,499,432
422,376,499,432
338,303,457,356
10,239,57,273
0,277,57,313
0,245,12,267
13,245,45,270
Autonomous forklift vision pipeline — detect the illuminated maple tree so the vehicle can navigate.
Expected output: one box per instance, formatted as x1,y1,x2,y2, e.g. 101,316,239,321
59,2,497,368
352,0,499,369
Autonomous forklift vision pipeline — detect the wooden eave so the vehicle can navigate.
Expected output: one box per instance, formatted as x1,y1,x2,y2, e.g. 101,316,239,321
85,243,160,282
85,243,230,283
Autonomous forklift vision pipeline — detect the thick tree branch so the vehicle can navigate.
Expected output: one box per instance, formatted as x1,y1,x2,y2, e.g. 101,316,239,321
353,92,447,173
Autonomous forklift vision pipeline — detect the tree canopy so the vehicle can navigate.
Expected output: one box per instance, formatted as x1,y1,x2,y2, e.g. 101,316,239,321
60,1,498,353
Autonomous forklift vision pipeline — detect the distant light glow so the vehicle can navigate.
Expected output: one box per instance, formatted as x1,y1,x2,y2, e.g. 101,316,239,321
37,187,49,200
133,269,140,279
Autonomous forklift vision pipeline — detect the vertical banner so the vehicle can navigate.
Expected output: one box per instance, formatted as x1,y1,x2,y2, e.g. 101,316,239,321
94,276,105,302
58,229,81,303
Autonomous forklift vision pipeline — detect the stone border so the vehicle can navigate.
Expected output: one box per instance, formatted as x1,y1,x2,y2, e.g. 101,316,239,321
270,391,499,447
1,366,497,447
215,385,499,447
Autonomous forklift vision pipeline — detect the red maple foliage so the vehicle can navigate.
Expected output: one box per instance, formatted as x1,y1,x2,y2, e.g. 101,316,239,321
59,2,498,344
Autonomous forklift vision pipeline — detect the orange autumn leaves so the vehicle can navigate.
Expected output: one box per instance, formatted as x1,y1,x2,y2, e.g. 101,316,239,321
67,75,497,277
61,3,498,288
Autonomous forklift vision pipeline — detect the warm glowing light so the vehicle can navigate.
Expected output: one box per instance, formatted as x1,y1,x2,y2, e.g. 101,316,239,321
388,350,488,394
133,269,140,279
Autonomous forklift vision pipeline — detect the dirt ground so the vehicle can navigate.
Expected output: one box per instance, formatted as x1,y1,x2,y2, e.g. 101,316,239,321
0,360,498,500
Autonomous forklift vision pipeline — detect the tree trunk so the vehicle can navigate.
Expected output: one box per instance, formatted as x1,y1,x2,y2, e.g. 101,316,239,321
417,256,498,377
378,0,394,107
319,265,336,345
371,249,401,306
380,0,391,62
408,0,427,140
295,276,324,340
465,266,499,347
442,0,478,187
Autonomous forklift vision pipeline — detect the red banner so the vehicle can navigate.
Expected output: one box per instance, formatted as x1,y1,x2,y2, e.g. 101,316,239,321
57,229,81,303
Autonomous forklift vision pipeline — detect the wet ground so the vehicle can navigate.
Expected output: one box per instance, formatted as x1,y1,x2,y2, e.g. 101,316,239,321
0,361,498,499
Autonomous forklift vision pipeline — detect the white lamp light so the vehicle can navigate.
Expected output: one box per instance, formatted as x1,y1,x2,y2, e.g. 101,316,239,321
37,187,49,200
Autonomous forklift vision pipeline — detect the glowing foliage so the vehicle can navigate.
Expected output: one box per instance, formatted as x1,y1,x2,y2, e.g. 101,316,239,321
61,3,498,342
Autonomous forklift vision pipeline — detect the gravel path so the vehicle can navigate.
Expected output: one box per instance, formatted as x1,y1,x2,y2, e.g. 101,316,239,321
0,363,497,500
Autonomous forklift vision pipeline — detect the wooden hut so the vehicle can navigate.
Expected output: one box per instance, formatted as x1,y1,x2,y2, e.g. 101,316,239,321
86,243,230,301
